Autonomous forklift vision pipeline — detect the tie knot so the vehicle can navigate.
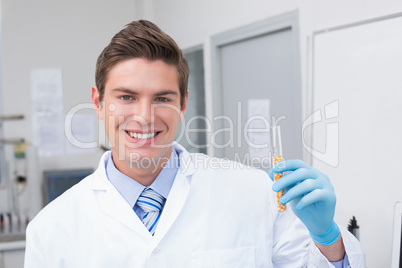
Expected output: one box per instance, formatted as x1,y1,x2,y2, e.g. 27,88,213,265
137,188,165,213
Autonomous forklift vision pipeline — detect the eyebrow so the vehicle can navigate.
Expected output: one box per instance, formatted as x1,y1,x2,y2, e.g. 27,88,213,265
154,90,179,97
111,88,138,95
111,88,178,97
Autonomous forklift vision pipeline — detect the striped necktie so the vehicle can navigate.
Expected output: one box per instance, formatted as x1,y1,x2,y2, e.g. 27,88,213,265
136,188,166,235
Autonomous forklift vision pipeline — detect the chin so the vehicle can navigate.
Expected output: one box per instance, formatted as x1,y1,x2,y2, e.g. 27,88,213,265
125,148,160,165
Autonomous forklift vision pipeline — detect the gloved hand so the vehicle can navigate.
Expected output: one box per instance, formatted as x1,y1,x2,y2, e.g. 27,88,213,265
268,159,340,245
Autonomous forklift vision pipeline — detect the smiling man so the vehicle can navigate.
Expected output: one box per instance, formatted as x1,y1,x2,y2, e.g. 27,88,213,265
93,57,187,186
24,20,365,267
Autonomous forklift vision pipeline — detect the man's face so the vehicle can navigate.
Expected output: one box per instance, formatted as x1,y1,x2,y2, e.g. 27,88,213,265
92,58,188,172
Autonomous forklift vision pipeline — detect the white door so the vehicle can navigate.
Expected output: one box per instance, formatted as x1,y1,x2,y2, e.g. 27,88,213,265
211,12,302,169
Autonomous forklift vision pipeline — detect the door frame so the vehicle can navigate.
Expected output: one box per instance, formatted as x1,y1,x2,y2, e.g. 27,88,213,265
180,45,207,154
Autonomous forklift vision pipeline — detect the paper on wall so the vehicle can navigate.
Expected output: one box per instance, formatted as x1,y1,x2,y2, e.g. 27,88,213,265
31,69,64,114
64,114,97,155
31,69,64,157
32,113,64,157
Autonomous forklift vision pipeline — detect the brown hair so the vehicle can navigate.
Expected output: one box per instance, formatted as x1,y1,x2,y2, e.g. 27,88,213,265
95,20,189,107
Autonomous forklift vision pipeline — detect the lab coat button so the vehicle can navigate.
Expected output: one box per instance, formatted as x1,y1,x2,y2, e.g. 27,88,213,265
152,248,160,255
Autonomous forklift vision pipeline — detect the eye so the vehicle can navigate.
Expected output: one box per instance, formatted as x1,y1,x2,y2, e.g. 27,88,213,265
155,97,170,102
120,95,132,101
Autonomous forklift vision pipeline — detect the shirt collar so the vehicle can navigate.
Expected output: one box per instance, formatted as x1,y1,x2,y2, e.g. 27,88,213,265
106,148,180,207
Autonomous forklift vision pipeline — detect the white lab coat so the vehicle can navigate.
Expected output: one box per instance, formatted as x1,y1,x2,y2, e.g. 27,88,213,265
25,143,365,267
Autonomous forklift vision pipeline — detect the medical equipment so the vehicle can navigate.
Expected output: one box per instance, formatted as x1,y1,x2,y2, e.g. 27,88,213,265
43,169,93,204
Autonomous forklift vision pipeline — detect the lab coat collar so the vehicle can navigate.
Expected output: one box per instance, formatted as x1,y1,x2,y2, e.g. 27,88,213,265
172,141,196,178
89,143,196,244
90,151,151,239
152,142,195,245
90,151,111,190
90,143,196,189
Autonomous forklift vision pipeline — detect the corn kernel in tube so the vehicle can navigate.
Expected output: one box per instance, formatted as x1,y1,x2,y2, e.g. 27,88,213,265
273,155,286,212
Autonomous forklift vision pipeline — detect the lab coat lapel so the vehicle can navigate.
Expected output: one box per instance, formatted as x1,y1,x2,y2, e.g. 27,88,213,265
152,144,195,245
91,146,195,244
91,153,152,239
102,182,151,239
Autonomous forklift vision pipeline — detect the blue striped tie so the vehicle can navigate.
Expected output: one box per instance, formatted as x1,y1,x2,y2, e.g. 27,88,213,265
136,188,165,235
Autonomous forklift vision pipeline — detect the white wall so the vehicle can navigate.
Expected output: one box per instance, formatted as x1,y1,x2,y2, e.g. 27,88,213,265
138,0,402,267
0,0,138,216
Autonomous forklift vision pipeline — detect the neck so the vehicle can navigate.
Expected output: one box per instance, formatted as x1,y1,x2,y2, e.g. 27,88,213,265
111,149,172,187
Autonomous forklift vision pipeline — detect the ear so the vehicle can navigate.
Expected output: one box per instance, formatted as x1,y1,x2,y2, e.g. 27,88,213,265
179,90,189,121
92,85,104,120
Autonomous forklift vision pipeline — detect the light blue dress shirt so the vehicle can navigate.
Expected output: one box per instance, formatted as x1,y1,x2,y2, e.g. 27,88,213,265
105,147,349,267
332,253,350,268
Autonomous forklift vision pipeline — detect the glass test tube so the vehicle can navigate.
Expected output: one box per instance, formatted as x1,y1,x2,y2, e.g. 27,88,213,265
271,125,286,212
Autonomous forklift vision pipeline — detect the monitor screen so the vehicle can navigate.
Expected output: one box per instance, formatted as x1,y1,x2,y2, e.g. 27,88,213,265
43,169,93,204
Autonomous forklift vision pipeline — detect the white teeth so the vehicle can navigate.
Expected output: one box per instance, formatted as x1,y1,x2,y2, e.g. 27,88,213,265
128,132,156,139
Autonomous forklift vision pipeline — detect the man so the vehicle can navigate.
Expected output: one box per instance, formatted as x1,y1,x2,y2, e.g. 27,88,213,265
25,20,364,267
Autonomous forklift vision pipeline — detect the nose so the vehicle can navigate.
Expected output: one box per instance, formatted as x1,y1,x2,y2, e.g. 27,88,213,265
134,99,153,127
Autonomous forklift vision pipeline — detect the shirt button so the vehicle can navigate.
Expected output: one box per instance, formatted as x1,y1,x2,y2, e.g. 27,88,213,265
152,248,160,255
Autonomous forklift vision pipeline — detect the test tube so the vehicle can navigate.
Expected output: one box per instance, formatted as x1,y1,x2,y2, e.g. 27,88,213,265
271,125,286,212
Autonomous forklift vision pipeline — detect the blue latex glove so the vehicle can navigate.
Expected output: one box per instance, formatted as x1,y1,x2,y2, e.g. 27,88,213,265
268,159,340,245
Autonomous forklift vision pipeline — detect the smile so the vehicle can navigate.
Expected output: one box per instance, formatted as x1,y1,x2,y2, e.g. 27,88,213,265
126,131,158,139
